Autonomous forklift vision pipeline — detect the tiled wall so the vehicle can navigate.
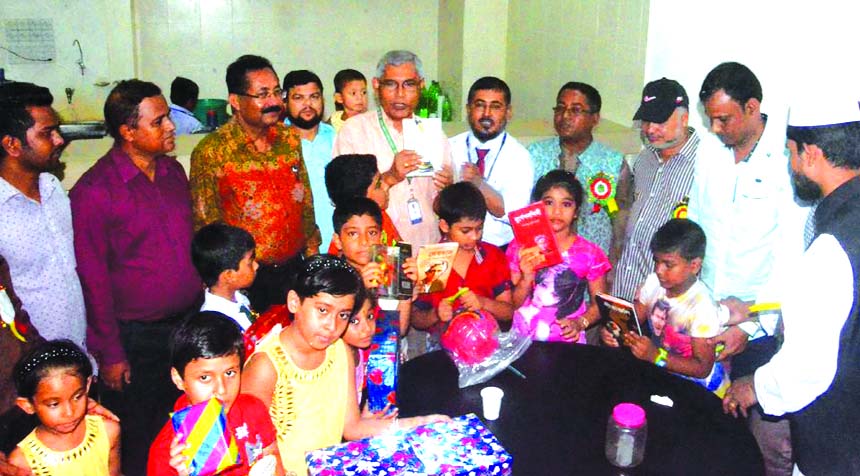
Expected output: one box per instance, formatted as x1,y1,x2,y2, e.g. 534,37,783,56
133,0,441,108
505,0,649,124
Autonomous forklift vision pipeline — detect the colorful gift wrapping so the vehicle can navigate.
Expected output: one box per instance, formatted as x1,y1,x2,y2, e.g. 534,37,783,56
366,308,399,413
171,398,241,476
305,414,513,476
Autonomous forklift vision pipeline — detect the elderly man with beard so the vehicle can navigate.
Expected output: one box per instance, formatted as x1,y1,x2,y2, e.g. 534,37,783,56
723,95,860,476
449,76,533,248
283,69,335,251
191,55,315,313
611,78,700,302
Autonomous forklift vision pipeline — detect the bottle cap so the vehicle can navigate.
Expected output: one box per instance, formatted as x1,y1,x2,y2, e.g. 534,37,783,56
612,403,646,428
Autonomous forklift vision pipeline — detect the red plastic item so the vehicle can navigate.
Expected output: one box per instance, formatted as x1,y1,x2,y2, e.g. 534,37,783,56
441,310,500,365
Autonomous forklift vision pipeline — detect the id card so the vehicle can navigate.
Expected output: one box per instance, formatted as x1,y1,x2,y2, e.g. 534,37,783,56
407,198,423,224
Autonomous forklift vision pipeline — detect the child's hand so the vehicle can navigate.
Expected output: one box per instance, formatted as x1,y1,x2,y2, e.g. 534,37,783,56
517,246,544,279
361,262,383,289
361,402,399,420
402,257,418,283
624,332,657,362
600,326,620,347
458,289,482,312
437,299,454,322
558,317,586,341
169,434,190,476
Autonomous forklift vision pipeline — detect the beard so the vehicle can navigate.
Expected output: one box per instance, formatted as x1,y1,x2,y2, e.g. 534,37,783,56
472,118,505,142
288,110,322,130
791,169,823,202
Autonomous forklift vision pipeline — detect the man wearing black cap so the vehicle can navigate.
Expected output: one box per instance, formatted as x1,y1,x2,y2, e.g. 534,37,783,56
724,94,860,475
611,78,700,301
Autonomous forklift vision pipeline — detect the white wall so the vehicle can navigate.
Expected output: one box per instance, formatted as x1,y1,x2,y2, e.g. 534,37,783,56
134,0,440,111
644,0,860,136
0,0,135,120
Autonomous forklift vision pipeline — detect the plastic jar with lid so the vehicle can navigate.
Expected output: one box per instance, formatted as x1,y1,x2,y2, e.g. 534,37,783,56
605,403,647,468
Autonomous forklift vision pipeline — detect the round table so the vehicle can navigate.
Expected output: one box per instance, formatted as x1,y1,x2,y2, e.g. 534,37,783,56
398,342,764,475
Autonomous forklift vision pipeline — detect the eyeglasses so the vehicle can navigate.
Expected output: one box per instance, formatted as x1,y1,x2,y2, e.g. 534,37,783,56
379,79,420,92
470,101,506,113
553,105,593,116
236,88,286,101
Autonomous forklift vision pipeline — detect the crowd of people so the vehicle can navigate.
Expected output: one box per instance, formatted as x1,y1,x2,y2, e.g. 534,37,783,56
0,48,858,476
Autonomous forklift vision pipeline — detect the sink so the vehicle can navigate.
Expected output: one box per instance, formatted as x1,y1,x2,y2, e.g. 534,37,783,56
59,121,107,141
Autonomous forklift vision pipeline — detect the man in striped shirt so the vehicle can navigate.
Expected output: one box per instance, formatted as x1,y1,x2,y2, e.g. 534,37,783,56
611,78,700,301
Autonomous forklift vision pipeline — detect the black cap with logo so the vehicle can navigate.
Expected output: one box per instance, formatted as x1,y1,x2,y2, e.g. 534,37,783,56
633,78,689,123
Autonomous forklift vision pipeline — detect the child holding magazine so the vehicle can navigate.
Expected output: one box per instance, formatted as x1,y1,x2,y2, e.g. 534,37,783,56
507,170,611,342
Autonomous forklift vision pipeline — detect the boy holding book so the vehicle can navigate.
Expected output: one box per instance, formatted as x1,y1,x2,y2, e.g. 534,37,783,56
412,182,514,346
148,311,281,476
601,219,729,396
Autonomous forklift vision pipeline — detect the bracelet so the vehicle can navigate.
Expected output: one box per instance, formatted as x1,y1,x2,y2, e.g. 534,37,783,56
654,348,668,368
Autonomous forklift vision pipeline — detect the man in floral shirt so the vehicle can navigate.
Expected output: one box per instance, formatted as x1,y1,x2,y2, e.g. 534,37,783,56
191,55,316,313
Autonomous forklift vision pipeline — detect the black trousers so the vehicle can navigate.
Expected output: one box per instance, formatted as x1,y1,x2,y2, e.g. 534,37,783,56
99,316,184,476
246,254,306,314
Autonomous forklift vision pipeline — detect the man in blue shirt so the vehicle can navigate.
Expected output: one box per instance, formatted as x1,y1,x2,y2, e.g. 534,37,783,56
283,70,335,251
168,76,203,135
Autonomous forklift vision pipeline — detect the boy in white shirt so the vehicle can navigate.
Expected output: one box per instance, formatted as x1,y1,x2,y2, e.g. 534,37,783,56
191,223,259,330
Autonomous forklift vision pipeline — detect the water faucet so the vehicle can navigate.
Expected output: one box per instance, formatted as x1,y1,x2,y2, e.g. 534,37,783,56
73,39,85,76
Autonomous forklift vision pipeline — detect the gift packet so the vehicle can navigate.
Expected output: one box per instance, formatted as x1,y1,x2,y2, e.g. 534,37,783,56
306,413,512,476
171,398,241,476
366,308,400,413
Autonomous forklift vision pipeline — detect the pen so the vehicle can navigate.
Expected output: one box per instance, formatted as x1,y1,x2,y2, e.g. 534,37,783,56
507,365,526,379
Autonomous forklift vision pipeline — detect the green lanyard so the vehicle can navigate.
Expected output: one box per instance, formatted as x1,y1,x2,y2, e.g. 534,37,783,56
377,109,400,155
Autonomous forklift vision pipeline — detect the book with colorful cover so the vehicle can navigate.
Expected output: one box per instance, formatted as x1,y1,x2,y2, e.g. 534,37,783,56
170,398,241,476
596,293,643,345
415,242,459,294
508,203,563,270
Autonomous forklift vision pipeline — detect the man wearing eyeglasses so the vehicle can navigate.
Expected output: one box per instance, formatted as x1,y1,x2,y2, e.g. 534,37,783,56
529,82,631,264
449,76,532,248
282,69,335,252
190,55,315,313
611,78,700,302
333,50,453,249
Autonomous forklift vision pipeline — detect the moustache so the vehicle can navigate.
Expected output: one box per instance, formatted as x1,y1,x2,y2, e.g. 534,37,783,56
262,105,283,114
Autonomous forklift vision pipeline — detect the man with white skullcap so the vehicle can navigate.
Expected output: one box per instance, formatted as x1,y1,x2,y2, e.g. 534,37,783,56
723,94,860,475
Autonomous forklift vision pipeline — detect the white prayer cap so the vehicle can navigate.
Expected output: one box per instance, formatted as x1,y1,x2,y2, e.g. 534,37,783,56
788,95,860,127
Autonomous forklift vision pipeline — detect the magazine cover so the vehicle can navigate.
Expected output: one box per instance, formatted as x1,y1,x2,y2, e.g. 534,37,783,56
508,203,563,270
402,117,444,177
596,293,643,345
415,242,459,293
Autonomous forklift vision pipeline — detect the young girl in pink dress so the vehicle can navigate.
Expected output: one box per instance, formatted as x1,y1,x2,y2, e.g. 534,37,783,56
507,170,611,342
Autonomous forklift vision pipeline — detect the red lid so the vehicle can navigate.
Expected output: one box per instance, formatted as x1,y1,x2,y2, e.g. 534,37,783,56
612,403,646,428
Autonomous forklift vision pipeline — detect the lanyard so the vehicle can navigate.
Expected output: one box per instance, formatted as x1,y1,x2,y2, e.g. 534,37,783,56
466,132,507,182
377,109,399,155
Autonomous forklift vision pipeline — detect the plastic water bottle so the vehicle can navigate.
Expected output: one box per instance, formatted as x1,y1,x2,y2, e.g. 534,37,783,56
605,403,647,468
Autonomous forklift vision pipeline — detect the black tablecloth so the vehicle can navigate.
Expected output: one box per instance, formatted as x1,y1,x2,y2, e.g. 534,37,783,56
398,342,764,476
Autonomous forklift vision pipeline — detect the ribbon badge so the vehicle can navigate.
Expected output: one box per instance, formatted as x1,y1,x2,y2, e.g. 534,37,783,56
671,196,689,219
0,285,26,342
587,172,619,216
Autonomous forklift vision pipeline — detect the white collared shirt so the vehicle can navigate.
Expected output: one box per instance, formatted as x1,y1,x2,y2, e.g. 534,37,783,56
0,173,87,347
688,121,810,301
200,289,253,330
449,130,534,246
754,233,853,416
